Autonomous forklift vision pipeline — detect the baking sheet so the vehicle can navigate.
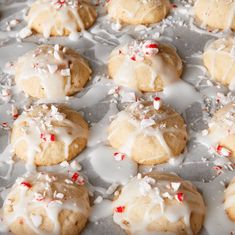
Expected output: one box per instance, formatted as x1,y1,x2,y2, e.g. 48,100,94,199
0,0,234,234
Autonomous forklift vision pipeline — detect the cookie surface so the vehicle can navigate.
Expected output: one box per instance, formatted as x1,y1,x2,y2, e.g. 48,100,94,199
225,176,235,222
2,172,90,235
194,0,235,30
108,100,187,165
113,172,205,235
108,40,182,92
208,102,235,163
203,37,235,91
26,0,97,38
107,0,170,25
11,104,89,168
15,44,92,99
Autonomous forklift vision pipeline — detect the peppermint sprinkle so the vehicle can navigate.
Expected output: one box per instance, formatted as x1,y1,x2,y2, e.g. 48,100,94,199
11,105,19,119
175,192,184,203
153,97,162,110
212,165,223,175
34,193,45,201
71,172,79,182
115,206,125,213
171,182,181,192
20,181,32,189
216,145,232,157
142,40,159,56
40,133,56,142
113,152,126,161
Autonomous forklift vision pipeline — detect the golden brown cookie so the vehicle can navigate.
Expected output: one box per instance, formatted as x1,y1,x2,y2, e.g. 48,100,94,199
26,0,97,38
108,100,187,165
208,102,235,163
11,104,89,168
15,44,92,99
203,37,235,90
113,172,205,235
194,0,235,31
3,172,90,235
108,40,183,92
225,176,235,222
106,0,170,25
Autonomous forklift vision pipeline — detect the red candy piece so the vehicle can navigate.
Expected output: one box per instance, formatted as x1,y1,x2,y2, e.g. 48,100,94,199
115,206,125,213
71,172,79,182
175,192,184,202
216,145,232,157
20,181,32,188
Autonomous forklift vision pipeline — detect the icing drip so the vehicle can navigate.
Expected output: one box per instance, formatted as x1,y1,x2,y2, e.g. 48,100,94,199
11,105,88,171
2,172,89,235
89,145,137,185
16,44,91,99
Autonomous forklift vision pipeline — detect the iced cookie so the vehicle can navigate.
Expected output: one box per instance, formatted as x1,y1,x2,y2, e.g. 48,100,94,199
203,37,235,90
25,0,97,38
106,0,170,25
194,0,235,31
108,40,183,92
207,102,235,163
2,172,90,235
113,172,205,235
15,44,92,99
225,176,235,222
11,104,89,168
108,100,187,165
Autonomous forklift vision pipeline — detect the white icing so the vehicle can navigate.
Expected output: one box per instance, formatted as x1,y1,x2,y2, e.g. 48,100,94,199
89,199,113,222
16,44,91,99
108,101,186,160
109,40,181,91
89,145,137,185
11,105,88,171
1,172,89,235
26,0,96,39
112,174,204,235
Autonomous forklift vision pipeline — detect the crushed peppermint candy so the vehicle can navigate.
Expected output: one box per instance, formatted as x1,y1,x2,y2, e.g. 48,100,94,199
34,193,45,201
115,206,125,213
142,40,159,56
1,88,12,102
11,105,19,119
40,133,56,142
20,181,32,188
18,27,32,39
215,145,232,157
175,192,184,203
153,97,162,110
171,182,181,192
124,40,160,62
113,152,126,161
71,172,85,185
